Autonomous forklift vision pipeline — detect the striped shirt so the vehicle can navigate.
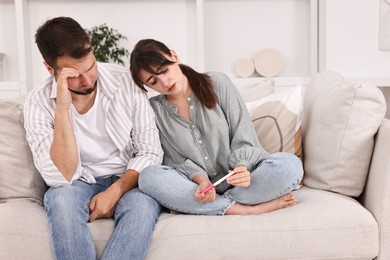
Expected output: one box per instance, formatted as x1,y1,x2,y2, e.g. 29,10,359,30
24,63,163,187
149,71,269,193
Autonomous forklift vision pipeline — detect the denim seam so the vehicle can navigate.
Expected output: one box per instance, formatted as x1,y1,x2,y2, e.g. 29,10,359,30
218,198,236,216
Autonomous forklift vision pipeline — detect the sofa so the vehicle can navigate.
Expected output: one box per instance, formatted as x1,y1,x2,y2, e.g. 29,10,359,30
1,71,389,260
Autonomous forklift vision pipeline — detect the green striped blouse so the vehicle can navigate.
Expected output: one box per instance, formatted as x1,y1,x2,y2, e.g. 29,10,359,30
149,71,269,193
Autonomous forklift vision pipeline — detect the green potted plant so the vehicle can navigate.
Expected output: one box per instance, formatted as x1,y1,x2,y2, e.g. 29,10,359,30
85,23,130,66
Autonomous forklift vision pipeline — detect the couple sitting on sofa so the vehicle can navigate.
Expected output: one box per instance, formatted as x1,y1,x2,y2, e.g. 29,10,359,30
25,16,303,260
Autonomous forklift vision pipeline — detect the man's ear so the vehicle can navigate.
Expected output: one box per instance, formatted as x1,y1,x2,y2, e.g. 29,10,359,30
43,61,56,76
170,50,180,63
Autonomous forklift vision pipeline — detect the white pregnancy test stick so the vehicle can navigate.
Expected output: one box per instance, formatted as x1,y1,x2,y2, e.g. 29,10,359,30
200,170,236,195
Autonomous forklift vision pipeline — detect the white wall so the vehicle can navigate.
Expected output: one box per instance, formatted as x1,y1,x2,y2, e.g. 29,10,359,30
27,0,197,88
1,0,390,119
0,1,18,82
1,0,313,90
321,0,390,79
203,0,311,77
321,0,390,118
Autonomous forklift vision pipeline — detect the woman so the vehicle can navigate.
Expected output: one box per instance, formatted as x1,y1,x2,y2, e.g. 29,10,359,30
130,39,303,216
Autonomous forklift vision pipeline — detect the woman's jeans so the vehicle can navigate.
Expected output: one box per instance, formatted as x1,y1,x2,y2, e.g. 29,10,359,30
139,152,303,216
44,176,161,260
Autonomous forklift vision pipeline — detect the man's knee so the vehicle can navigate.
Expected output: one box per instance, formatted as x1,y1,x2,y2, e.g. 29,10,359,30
44,185,89,215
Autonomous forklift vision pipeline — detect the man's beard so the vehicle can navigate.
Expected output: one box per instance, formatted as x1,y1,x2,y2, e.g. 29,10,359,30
68,82,97,95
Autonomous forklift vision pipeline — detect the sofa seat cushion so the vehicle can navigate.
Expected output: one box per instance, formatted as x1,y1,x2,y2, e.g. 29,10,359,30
0,201,53,260
146,186,378,260
0,187,378,260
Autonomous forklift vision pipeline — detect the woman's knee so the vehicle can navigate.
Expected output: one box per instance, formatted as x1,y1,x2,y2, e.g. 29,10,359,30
139,165,173,192
265,152,303,183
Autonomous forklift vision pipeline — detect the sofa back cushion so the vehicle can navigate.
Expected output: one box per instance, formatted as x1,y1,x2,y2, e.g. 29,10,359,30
302,71,386,197
0,98,47,204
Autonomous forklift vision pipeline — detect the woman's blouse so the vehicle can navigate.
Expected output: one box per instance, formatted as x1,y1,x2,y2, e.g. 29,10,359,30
149,71,269,193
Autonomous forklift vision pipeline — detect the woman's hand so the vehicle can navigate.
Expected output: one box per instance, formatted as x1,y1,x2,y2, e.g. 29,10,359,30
193,175,216,203
227,165,251,188
194,180,216,203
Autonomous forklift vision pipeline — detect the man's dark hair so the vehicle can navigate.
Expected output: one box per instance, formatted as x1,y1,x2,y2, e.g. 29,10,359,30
35,16,92,69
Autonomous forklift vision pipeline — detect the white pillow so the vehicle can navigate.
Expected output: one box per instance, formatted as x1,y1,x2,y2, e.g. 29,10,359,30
302,71,386,197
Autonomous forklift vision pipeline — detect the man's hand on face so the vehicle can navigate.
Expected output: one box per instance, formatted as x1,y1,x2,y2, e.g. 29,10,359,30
56,67,79,110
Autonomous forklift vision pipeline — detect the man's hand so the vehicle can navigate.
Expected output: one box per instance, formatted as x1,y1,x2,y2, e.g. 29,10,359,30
89,186,121,222
50,67,80,182
88,169,140,222
56,68,79,110
227,165,251,188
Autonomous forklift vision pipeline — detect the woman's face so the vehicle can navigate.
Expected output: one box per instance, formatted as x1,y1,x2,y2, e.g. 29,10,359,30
138,51,184,96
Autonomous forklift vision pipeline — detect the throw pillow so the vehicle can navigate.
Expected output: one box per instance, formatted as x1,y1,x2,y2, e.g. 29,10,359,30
246,86,303,159
237,77,275,103
0,98,47,204
302,71,386,197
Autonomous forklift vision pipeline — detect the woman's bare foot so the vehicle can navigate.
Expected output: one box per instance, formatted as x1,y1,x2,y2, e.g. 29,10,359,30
225,193,297,215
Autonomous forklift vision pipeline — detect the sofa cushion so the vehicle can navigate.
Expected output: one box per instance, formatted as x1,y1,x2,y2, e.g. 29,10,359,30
0,98,47,204
302,71,386,197
0,201,53,259
238,77,274,103
1,188,378,260
246,86,303,159
145,187,378,259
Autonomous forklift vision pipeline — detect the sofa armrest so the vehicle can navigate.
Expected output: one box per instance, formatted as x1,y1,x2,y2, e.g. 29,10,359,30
360,118,390,260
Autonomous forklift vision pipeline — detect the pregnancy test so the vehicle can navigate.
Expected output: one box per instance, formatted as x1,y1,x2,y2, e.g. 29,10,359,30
200,170,236,195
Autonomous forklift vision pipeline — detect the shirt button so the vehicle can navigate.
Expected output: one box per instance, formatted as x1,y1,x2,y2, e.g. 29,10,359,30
191,125,195,128
198,140,202,144
187,97,191,101
204,156,208,160
190,106,194,109
214,172,217,176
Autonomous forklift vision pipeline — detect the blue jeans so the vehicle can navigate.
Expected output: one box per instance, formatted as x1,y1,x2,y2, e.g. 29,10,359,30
44,176,161,260
139,152,303,216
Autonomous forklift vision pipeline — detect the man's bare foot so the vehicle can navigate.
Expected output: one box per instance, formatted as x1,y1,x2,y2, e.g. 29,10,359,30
225,193,297,215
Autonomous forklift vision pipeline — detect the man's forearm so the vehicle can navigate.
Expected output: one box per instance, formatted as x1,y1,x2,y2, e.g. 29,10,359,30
50,108,78,181
109,169,140,197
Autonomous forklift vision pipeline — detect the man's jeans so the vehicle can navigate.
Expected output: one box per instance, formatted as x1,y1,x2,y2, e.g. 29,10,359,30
44,176,161,260
139,152,303,215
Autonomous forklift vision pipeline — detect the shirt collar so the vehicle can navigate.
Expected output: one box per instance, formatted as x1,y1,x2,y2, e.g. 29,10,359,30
159,91,195,113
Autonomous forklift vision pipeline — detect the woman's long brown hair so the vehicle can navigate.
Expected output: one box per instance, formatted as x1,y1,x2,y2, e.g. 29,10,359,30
130,39,218,109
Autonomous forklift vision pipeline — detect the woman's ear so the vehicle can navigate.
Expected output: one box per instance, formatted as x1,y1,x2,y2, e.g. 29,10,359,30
170,50,180,63
43,61,56,76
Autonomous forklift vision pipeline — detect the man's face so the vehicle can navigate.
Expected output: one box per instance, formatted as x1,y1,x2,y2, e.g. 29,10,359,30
53,51,98,95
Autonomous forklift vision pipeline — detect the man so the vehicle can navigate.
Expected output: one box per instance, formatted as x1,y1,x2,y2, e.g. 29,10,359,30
24,16,163,260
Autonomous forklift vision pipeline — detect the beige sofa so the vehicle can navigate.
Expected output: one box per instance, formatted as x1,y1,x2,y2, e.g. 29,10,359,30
1,71,390,260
